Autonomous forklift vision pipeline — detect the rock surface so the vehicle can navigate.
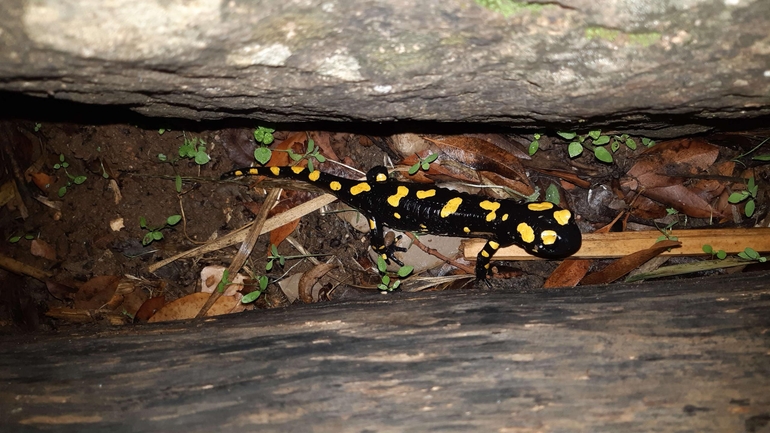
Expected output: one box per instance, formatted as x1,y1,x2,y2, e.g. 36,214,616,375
1,0,769,133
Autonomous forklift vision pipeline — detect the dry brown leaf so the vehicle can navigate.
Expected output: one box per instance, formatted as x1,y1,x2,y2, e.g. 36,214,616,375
580,240,681,285
298,263,337,303
30,239,57,261
423,135,529,183
135,296,167,322
147,292,239,323
543,259,591,288
29,172,54,192
74,275,121,310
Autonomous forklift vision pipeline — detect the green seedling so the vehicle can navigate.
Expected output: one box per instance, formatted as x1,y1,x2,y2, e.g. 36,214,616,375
555,130,651,164
728,176,758,217
642,137,656,147
178,136,210,165
158,128,167,135
217,269,232,293
8,233,36,243
738,247,767,262
34,123,42,132
528,133,543,156
408,152,439,175
702,244,727,260
139,214,182,246
376,255,414,291
264,244,329,271
53,154,87,197
730,137,769,166
654,219,679,242
175,175,183,193
285,139,327,172
253,127,276,164
241,275,269,304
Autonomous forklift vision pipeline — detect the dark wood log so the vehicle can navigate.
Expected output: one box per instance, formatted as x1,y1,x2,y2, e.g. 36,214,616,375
1,271,769,431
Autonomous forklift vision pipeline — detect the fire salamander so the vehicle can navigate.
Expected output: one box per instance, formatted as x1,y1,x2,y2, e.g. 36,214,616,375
222,165,582,280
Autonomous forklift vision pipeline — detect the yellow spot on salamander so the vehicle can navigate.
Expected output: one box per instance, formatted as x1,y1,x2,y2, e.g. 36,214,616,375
484,263,490,269
248,168,259,175
517,223,535,243
488,241,500,250
270,166,281,176
481,250,490,258
330,181,342,191
416,189,436,199
502,213,509,222
463,227,470,233
291,166,305,174
387,186,410,207
376,172,388,182
553,209,572,226
308,170,321,181
350,182,371,195
479,200,500,222
234,170,243,176
369,219,376,230
528,202,554,211
440,197,463,218
393,212,401,219
541,230,558,245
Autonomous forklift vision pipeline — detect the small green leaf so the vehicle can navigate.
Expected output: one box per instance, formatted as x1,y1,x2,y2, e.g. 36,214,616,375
152,231,163,241
424,153,439,163
158,153,167,161
408,163,420,175
258,275,269,290
241,290,262,304
744,247,760,260
142,233,153,245
568,142,583,158
62,162,69,168
728,191,750,203
289,152,302,161
307,139,315,153
391,280,401,290
656,235,668,242
217,270,230,293
194,152,210,165
158,128,166,135
53,163,61,170
139,216,147,228
73,176,87,185
24,234,35,240
545,184,560,205
316,154,327,163
702,244,713,254
377,283,388,291
167,215,182,225
307,159,314,172
265,260,274,271
381,275,390,285
279,256,285,266
9,235,21,243
588,130,601,140
58,186,67,197
611,140,620,152
175,175,182,193
271,244,279,256
533,133,541,140
254,147,272,165
59,154,65,162
594,147,613,163
752,154,770,161
528,140,539,156
557,131,576,140
625,138,637,150
421,162,429,171
745,199,756,217
666,207,678,215
397,265,414,277
717,250,727,259
593,135,610,145
377,256,388,273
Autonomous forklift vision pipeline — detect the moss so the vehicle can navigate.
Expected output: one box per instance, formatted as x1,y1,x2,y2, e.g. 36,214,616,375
474,0,546,17
585,26,661,47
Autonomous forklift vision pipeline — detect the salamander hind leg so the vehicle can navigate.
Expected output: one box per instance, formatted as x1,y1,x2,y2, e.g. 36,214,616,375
474,239,501,280
368,215,407,266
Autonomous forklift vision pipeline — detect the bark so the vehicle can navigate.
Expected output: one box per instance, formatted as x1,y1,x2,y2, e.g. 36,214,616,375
1,271,769,431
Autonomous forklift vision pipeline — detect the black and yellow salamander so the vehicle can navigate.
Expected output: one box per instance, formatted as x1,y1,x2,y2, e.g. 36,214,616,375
222,165,582,280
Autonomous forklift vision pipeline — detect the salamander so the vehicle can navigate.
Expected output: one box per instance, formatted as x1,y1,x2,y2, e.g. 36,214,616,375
222,165,582,280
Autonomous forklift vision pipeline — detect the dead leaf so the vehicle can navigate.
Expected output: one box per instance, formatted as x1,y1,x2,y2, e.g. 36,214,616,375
148,292,239,322
30,239,57,261
423,135,530,183
543,259,591,288
74,275,121,310
298,263,337,303
29,172,54,192
135,296,167,322
581,240,681,285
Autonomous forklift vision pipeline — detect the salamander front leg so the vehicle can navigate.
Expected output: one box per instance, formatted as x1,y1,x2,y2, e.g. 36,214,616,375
474,239,501,280
368,216,407,266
